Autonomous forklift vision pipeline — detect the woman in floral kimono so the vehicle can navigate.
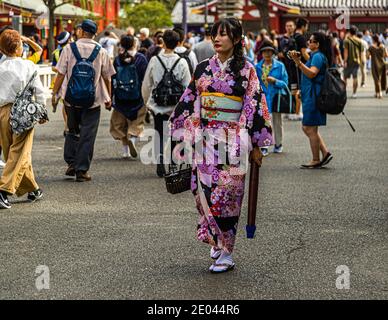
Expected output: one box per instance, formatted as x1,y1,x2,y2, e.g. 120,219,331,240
169,18,273,273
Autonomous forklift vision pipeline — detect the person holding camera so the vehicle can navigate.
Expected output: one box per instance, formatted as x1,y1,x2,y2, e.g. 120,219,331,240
289,32,333,169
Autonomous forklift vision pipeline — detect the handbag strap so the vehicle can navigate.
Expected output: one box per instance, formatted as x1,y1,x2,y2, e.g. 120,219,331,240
21,71,38,96
276,85,293,113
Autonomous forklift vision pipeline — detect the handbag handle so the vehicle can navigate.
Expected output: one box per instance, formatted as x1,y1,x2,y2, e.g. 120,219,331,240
21,71,38,97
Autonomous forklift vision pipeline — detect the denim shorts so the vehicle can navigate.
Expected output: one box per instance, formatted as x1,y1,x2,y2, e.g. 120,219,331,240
344,64,360,79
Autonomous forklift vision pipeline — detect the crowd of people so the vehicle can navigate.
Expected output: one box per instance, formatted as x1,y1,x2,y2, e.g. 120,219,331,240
0,17,386,273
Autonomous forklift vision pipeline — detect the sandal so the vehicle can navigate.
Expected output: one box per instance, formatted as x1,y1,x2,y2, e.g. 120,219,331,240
210,247,222,260
320,152,333,167
300,162,322,169
210,262,235,274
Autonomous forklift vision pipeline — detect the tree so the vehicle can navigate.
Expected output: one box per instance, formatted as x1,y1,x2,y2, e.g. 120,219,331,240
121,0,173,31
251,0,270,31
42,0,96,59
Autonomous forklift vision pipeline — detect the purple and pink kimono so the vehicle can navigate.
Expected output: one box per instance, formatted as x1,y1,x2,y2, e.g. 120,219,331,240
169,55,273,253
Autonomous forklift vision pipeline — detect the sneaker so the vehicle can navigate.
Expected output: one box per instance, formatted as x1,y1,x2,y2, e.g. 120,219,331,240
273,145,283,153
128,138,138,158
0,192,11,209
261,148,269,157
122,145,130,159
361,83,366,88
27,189,43,202
351,93,357,99
0,160,5,169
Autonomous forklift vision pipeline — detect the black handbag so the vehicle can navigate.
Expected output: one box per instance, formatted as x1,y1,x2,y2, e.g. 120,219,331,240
272,86,295,114
164,164,192,194
164,138,192,194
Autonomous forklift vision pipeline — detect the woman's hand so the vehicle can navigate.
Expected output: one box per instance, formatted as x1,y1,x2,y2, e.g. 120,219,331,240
289,50,302,65
266,76,276,84
249,147,264,167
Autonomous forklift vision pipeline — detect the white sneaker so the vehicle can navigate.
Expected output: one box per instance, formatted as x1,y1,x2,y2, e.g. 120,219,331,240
122,145,130,159
0,160,5,169
351,93,357,99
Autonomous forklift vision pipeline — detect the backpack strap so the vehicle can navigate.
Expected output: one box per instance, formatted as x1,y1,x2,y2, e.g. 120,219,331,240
170,57,182,73
156,55,168,72
87,45,101,63
70,42,82,62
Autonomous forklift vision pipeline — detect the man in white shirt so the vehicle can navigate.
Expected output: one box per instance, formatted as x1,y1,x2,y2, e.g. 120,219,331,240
142,30,191,177
99,31,120,60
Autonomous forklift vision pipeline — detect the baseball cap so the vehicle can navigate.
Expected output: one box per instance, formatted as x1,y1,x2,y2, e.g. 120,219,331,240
81,19,97,35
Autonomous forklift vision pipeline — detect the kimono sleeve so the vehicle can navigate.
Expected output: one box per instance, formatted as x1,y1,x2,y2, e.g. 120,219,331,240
168,71,200,142
244,66,273,148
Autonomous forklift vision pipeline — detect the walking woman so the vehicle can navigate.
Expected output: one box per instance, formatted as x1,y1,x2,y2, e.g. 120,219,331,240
0,30,46,209
367,34,387,99
110,35,148,158
169,18,273,273
256,41,288,154
289,32,333,169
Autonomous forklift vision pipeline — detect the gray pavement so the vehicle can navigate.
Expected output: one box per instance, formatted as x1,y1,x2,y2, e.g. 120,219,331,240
0,76,387,300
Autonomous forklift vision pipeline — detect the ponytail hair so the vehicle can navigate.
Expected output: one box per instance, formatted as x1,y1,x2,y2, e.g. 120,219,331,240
211,18,246,77
313,31,332,65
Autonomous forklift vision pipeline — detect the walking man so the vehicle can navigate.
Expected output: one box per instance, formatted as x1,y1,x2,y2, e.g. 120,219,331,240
52,19,116,182
344,26,365,98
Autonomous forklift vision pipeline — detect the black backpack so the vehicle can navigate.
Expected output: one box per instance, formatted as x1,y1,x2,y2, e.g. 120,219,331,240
176,49,194,75
65,43,101,108
152,56,185,107
315,67,355,132
113,56,140,102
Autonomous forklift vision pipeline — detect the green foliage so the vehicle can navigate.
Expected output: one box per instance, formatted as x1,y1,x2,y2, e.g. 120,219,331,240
121,0,173,31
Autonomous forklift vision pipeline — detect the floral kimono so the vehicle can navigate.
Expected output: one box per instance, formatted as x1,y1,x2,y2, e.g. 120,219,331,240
169,55,273,253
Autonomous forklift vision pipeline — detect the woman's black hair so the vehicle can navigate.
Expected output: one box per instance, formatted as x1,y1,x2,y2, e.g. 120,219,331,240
312,32,332,65
372,34,381,46
211,18,245,76
119,35,135,63
120,35,135,50
163,30,180,50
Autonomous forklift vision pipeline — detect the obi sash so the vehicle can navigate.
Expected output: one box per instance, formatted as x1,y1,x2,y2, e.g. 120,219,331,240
200,92,242,122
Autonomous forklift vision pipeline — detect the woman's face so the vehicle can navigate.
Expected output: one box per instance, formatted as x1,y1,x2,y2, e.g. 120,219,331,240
262,49,273,60
16,40,23,57
308,36,319,51
213,27,236,55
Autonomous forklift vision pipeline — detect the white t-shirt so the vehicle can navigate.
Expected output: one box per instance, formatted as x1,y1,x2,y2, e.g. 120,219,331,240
0,57,45,107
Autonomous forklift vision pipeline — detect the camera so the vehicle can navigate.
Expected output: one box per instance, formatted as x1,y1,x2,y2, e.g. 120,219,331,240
287,50,301,60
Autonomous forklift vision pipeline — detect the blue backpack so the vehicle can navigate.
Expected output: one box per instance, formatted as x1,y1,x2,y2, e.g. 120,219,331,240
65,42,101,108
113,56,140,102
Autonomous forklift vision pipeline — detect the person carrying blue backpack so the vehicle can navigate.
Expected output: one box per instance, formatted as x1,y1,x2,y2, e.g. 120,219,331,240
52,19,116,182
256,41,289,155
110,35,148,159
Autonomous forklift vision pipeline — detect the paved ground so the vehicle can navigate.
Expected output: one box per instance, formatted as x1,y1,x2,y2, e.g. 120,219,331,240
0,76,387,300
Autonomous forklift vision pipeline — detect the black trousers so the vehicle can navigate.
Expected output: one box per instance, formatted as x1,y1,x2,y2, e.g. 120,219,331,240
64,106,101,173
153,113,170,164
